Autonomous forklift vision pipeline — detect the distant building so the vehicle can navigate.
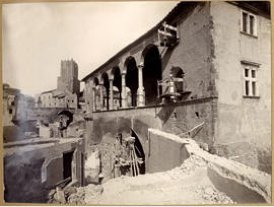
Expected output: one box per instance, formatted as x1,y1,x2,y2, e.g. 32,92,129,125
3,83,36,142
58,59,80,94
3,83,20,126
36,59,80,109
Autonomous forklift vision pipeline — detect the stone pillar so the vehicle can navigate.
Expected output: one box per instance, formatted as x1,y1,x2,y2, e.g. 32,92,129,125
121,72,127,108
109,78,114,110
92,86,96,112
99,82,104,110
137,63,145,107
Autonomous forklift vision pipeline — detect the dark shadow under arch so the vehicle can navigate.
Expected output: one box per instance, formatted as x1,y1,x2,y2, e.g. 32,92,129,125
125,57,138,107
142,45,162,106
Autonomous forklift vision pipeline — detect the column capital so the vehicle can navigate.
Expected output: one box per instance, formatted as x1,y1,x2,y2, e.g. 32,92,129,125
99,80,104,85
138,62,144,69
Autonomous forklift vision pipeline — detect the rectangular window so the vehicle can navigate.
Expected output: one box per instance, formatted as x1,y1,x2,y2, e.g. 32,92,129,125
252,81,256,96
241,11,257,36
242,12,248,33
245,68,249,77
245,80,249,96
251,70,256,78
242,62,259,98
250,15,254,35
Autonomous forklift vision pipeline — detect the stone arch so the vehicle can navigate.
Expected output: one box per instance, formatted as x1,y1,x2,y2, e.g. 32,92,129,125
111,66,122,108
101,72,110,110
125,56,138,107
142,44,162,105
93,77,99,86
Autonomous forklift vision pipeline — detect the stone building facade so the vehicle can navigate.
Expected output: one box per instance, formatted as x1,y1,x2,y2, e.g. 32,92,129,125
82,2,271,172
3,84,36,142
3,83,20,126
36,59,80,109
58,59,80,94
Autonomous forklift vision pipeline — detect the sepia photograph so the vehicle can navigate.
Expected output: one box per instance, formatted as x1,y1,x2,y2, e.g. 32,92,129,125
2,1,272,205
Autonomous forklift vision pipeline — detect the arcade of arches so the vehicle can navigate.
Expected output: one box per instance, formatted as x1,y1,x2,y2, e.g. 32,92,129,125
88,45,184,112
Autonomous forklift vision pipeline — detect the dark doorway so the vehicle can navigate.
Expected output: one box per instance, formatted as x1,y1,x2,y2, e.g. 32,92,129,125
63,151,74,180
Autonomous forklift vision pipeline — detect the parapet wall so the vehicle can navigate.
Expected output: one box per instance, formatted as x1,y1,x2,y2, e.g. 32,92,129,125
147,128,190,173
147,129,271,203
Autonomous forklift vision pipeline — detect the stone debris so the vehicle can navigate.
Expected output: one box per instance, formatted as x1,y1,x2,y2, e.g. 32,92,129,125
53,187,66,204
196,186,235,204
67,187,85,205
48,184,104,205
179,154,207,173
81,155,234,205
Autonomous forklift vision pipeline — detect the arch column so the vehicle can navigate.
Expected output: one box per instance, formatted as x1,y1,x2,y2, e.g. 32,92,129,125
137,63,145,107
109,78,114,110
121,72,127,108
92,85,96,112
99,81,104,110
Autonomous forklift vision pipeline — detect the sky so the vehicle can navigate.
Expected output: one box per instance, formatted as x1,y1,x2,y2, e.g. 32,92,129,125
3,1,178,96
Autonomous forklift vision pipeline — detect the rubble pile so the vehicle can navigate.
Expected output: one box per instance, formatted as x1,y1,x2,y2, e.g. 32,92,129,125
82,154,234,204
178,154,207,173
47,185,104,205
196,186,234,204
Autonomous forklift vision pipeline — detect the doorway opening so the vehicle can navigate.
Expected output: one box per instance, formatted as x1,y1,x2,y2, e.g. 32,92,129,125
63,150,74,180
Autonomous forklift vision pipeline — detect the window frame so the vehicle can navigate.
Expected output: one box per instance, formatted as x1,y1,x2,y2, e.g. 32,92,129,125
241,61,260,98
241,10,257,37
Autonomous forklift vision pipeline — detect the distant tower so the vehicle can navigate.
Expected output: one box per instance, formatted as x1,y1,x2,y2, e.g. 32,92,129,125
57,59,80,94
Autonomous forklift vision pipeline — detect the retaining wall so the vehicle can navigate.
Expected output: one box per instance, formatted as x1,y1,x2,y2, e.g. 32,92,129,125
147,129,271,203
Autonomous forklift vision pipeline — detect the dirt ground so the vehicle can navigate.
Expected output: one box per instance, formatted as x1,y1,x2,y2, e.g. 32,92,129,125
67,155,234,205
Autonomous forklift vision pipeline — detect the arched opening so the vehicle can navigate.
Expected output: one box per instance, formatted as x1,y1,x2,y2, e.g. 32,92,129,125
125,57,138,107
102,73,109,110
112,67,122,108
125,87,132,107
93,77,100,111
142,45,162,105
113,86,120,110
171,66,185,94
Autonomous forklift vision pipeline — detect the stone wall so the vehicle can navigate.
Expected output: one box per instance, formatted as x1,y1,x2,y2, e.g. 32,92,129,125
147,129,190,173
148,129,271,203
210,2,271,171
162,2,216,99
86,98,216,159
